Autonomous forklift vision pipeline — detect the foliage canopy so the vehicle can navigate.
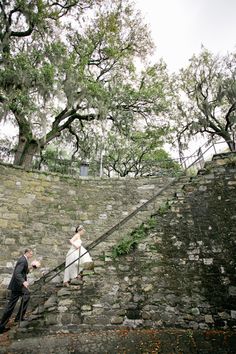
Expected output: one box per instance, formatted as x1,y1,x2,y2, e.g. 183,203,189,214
171,48,236,152
0,0,170,167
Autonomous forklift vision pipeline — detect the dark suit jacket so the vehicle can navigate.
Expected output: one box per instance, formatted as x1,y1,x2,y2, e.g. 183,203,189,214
8,255,29,292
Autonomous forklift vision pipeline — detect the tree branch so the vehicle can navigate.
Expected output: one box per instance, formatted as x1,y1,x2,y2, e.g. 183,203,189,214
67,125,80,158
11,26,34,37
45,112,99,145
225,102,236,131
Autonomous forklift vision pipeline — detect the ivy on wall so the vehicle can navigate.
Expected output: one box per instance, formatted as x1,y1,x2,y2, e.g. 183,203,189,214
112,217,158,258
112,200,172,258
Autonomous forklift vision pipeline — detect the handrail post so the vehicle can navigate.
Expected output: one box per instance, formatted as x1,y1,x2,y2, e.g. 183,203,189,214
197,147,204,169
213,141,217,154
78,248,81,275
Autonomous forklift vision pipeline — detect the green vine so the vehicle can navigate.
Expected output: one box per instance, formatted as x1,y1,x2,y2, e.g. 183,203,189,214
112,217,157,258
158,200,171,215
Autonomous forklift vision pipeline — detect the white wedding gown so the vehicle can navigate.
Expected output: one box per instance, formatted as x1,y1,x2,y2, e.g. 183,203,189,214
63,238,92,283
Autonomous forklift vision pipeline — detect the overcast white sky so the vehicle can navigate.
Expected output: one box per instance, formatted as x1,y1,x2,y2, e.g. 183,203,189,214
135,0,236,72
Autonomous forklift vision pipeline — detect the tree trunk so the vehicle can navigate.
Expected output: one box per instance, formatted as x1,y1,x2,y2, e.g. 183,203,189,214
216,130,236,152
14,136,40,168
226,139,236,152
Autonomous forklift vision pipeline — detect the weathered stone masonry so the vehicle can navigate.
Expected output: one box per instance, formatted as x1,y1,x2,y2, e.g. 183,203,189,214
0,153,236,340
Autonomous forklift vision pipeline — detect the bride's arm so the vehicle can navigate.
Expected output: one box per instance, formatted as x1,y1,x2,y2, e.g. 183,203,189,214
70,235,81,248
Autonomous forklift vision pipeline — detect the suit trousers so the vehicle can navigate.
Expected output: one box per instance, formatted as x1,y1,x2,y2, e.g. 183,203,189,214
0,287,30,327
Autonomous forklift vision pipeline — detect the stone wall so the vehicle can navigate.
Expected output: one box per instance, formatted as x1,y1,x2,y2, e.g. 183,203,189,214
0,153,236,342
17,152,235,336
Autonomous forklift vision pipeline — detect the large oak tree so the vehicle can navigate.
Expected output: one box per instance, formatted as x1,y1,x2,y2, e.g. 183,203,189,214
171,48,236,152
0,0,169,167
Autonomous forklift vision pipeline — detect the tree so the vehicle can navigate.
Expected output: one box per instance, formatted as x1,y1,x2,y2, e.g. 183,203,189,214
101,128,180,177
0,0,98,165
171,48,236,152
0,0,168,167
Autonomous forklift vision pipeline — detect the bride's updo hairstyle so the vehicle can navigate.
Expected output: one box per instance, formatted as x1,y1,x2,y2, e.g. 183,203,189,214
75,225,84,233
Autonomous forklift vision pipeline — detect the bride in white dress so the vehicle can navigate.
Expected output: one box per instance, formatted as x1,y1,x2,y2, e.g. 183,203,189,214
63,225,92,286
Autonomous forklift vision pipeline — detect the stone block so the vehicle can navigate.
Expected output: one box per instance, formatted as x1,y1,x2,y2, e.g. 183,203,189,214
231,310,236,319
191,308,200,316
203,258,213,265
81,304,92,311
229,286,236,296
0,219,8,227
205,315,214,323
45,313,58,325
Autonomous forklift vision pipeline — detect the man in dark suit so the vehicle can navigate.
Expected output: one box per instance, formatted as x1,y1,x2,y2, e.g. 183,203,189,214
0,249,33,334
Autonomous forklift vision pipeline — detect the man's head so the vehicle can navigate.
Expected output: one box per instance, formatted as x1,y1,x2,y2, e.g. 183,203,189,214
24,249,33,259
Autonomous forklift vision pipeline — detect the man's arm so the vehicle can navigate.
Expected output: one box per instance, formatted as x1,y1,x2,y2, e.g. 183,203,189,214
14,258,28,287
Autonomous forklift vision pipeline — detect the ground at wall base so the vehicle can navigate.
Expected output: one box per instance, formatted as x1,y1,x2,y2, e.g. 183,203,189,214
0,328,236,354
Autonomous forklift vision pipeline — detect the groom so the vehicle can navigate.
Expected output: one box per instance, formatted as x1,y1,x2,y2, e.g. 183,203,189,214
0,249,33,334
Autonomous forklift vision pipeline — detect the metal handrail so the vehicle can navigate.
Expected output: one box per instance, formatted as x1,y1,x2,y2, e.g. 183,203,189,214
179,139,230,169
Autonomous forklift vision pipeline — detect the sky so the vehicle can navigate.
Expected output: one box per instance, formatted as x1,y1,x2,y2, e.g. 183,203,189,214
135,0,236,72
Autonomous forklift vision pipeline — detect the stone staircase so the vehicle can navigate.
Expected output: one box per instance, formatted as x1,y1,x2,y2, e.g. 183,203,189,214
2,173,194,339
7,151,234,338
1,151,236,353
5,151,236,339
0,174,191,319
